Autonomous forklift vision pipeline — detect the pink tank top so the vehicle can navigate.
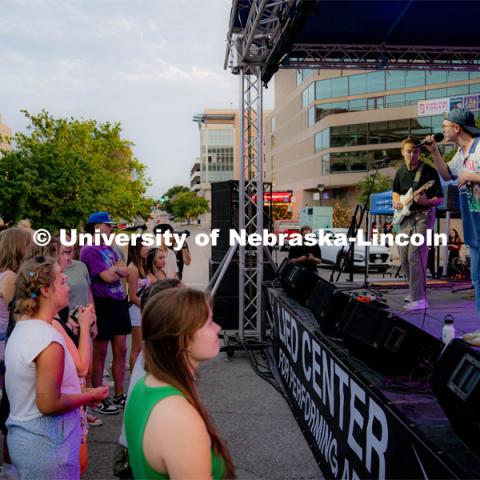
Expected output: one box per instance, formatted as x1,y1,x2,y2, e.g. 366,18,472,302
0,271,11,337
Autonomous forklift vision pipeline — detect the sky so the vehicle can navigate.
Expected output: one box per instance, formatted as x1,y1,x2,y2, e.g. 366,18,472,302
0,0,274,199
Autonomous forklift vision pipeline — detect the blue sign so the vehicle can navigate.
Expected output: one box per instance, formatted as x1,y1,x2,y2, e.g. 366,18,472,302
370,190,394,215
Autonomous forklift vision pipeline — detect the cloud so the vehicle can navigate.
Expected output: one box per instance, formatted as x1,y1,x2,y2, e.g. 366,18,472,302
0,0,274,199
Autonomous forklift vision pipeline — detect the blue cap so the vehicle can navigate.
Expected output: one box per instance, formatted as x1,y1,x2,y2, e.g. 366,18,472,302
87,211,116,225
446,108,480,136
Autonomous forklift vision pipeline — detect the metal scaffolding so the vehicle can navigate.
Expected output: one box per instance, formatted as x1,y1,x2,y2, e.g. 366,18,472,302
222,0,480,341
285,44,480,71
238,67,264,339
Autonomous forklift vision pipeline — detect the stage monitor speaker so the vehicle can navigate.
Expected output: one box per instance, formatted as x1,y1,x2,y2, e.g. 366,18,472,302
282,264,320,306
431,339,480,455
337,297,442,373
305,278,348,335
277,258,293,279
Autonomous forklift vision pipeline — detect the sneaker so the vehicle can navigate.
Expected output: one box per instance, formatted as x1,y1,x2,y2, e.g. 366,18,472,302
404,294,412,302
112,393,126,408
91,399,119,415
0,463,19,480
463,330,480,341
403,299,428,311
87,413,103,426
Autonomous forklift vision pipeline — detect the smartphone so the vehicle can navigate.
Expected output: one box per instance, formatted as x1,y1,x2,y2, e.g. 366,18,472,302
71,306,80,323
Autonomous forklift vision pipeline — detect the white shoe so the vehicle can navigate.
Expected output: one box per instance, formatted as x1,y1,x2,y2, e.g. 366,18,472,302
0,463,19,480
404,294,412,302
403,299,428,311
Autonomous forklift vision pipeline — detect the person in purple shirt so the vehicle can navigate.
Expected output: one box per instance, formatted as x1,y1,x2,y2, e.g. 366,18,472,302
80,212,130,415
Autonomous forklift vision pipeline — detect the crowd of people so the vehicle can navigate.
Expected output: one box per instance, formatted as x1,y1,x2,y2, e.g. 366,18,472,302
0,212,233,479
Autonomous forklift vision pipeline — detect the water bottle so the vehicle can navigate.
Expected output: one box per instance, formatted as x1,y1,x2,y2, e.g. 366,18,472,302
442,315,456,345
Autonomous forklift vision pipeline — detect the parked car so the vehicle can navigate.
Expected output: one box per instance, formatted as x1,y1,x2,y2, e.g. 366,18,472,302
273,220,300,250
316,228,391,273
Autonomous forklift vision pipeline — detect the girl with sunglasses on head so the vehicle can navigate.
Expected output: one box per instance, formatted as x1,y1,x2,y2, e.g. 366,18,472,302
5,256,108,479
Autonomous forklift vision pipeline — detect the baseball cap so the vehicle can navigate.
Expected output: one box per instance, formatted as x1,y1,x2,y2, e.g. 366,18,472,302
446,108,480,136
87,211,116,225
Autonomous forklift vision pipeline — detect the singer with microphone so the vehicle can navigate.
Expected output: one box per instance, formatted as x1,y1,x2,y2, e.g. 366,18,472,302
425,108,480,334
392,137,443,311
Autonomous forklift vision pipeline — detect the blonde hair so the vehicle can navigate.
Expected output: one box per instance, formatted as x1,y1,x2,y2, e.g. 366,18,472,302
401,136,418,151
15,257,57,317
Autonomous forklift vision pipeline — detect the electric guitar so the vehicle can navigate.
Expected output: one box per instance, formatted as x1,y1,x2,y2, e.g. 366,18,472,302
392,180,435,225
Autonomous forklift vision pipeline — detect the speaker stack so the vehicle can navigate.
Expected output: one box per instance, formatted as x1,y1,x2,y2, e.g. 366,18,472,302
210,181,274,330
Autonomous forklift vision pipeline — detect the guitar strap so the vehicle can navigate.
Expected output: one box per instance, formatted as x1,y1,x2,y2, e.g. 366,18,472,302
412,163,424,192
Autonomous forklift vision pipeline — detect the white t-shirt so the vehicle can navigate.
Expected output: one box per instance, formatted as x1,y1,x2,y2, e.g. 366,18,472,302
5,319,81,421
165,249,179,279
119,351,146,448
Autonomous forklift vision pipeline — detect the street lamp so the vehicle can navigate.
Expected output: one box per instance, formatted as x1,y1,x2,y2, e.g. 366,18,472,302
317,184,325,207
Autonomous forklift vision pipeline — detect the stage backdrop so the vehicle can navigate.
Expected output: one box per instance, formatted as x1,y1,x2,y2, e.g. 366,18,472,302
268,288,465,479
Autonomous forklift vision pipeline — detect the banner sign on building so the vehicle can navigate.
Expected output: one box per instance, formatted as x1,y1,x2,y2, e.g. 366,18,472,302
417,98,449,117
268,288,465,479
418,94,480,117
450,97,464,110
463,95,480,111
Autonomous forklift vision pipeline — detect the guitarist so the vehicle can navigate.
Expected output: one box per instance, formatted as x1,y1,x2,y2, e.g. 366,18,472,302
392,137,443,311
425,108,480,336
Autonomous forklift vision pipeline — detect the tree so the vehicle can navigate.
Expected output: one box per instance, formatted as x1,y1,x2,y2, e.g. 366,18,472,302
161,185,190,214
355,172,393,205
333,202,353,228
171,191,209,223
0,110,152,231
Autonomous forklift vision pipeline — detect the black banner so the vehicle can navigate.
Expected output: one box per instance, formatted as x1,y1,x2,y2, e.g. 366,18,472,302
268,288,466,479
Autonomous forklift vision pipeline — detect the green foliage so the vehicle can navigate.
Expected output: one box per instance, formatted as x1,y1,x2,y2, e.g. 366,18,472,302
161,185,190,214
171,191,209,222
333,202,353,228
355,172,393,205
0,110,152,231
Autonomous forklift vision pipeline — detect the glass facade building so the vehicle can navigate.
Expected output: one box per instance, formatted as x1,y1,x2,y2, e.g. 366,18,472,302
265,68,480,212
200,128,235,183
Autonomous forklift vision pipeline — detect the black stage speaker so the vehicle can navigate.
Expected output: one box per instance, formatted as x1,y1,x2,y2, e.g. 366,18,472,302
305,278,348,335
211,181,239,261
210,259,276,330
431,339,480,455
280,264,320,306
337,297,442,373
211,181,273,262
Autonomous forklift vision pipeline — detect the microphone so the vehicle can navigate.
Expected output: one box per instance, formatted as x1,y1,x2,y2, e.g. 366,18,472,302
417,132,444,147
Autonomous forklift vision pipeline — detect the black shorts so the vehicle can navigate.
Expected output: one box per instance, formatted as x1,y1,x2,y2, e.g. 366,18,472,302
93,296,131,341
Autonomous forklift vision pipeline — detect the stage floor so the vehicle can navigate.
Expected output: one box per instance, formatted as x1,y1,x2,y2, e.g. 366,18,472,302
377,282,477,339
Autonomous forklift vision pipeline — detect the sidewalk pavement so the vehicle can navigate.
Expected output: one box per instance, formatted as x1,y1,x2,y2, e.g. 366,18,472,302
84,223,322,479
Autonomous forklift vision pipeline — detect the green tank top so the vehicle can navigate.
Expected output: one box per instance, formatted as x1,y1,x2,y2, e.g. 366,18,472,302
124,377,226,480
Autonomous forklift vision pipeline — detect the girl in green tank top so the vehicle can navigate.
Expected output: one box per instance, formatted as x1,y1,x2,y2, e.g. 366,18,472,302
123,288,235,479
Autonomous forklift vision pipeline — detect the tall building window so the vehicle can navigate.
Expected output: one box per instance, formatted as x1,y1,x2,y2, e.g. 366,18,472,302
331,77,348,97
314,128,330,151
366,71,385,93
426,71,447,85
349,74,367,95
386,71,405,90
405,71,425,88
308,107,315,128
302,83,315,109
